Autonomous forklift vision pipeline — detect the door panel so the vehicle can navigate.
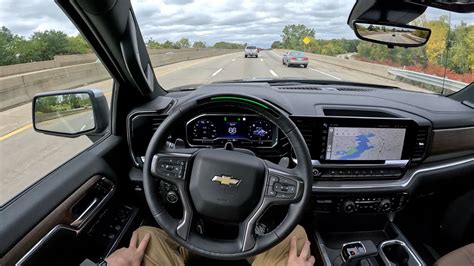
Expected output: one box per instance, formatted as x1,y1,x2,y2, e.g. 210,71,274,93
0,135,122,264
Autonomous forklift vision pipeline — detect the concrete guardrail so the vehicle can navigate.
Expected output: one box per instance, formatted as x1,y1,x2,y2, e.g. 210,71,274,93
0,49,240,111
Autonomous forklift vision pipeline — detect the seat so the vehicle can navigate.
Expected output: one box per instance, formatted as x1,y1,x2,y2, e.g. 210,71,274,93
435,243,474,266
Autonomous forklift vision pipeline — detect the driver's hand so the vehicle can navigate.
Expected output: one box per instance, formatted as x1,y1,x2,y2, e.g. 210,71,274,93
287,236,315,266
105,231,151,266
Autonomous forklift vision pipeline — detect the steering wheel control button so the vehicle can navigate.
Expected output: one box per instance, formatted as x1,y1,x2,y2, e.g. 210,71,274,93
276,193,293,199
266,186,276,197
278,177,297,186
156,157,187,179
269,176,279,186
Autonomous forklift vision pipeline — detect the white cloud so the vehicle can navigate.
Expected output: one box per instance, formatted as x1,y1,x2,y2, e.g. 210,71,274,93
0,0,472,47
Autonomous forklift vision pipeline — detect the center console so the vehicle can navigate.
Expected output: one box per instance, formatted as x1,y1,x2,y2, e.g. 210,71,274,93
312,215,425,266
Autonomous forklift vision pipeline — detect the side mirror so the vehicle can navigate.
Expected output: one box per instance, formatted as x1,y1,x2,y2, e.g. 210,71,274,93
33,89,109,138
353,21,431,48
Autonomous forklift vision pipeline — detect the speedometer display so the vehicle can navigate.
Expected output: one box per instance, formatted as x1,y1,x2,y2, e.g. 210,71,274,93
186,114,277,147
192,119,217,140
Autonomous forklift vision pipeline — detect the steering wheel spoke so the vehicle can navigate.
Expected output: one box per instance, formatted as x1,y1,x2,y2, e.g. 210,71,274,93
150,149,196,182
151,149,197,240
263,160,304,205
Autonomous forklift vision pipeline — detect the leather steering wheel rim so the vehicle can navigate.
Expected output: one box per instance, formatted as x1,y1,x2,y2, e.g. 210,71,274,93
143,93,312,260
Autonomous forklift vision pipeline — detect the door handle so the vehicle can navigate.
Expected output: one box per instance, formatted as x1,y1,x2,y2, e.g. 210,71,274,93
70,197,99,228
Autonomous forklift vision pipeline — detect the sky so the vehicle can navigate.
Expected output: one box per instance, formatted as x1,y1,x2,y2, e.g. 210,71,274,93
0,0,473,48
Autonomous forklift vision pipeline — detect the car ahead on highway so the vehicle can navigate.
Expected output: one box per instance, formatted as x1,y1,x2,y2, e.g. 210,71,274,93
245,45,258,58
282,51,309,68
1,1,473,266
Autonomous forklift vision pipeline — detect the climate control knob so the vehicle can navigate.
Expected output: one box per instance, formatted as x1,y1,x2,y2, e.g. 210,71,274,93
379,199,392,212
342,200,356,213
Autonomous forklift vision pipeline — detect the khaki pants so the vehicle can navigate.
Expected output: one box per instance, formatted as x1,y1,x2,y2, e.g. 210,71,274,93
135,225,308,266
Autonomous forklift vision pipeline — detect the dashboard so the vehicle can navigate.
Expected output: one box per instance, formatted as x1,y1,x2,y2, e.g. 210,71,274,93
126,82,474,214
127,82,474,198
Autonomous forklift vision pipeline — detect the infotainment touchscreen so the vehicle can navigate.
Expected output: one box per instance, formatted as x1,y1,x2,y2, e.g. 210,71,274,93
325,127,406,161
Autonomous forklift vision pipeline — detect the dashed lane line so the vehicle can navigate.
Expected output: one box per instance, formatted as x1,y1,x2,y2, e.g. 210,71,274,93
211,68,223,77
269,70,278,77
309,67,342,80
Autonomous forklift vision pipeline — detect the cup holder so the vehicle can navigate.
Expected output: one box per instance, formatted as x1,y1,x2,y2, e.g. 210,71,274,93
379,240,423,266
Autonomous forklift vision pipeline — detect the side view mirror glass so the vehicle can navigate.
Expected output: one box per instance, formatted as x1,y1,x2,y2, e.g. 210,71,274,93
353,21,431,48
33,89,109,137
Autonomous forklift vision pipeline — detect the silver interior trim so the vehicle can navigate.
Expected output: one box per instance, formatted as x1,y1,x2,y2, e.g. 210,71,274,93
313,157,474,190
340,241,366,262
16,225,74,266
312,159,409,168
313,230,333,266
378,240,424,266
70,197,99,228
16,177,115,265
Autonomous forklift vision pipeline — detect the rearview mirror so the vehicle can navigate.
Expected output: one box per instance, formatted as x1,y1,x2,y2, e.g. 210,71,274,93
353,21,431,48
33,89,109,137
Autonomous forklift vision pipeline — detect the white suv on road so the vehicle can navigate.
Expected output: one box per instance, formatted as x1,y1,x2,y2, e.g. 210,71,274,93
245,45,258,58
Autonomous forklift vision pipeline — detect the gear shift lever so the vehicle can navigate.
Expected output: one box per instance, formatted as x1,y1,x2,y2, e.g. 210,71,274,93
341,240,378,266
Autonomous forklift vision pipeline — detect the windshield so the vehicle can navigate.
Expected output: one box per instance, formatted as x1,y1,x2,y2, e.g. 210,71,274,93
131,1,473,94
0,1,472,95
289,52,305,57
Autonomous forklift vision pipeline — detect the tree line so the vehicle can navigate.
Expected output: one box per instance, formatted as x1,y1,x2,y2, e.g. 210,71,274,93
146,38,245,49
0,26,245,66
272,17,473,74
0,26,91,66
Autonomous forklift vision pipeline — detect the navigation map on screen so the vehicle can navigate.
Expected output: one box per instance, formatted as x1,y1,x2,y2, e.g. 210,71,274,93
325,127,406,160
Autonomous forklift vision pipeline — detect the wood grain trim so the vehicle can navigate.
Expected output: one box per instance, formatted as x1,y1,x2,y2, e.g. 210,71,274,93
0,176,100,265
430,127,474,156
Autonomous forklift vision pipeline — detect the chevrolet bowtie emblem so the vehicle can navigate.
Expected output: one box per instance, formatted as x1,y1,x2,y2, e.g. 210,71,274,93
212,175,241,186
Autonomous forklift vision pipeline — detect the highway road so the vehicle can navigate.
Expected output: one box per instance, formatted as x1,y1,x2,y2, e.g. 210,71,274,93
36,110,95,133
0,50,427,205
367,32,422,45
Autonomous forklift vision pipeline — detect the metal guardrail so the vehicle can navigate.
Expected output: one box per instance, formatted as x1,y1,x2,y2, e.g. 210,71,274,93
388,68,468,92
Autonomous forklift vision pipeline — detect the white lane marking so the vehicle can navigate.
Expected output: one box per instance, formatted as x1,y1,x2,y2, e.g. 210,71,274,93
252,77,256,79
269,70,278,77
232,58,236,62
309,67,342,80
271,50,282,58
260,58,263,62
211,68,223,77
80,125,86,131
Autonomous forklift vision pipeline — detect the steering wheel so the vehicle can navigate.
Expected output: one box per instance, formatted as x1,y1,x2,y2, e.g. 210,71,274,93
143,93,312,260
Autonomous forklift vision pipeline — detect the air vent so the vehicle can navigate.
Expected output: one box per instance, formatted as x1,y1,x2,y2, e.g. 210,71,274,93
336,88,374,92
129,113,168,166
412,127,430,160
150,115,167,131
291,118,313,150
277,86,322,91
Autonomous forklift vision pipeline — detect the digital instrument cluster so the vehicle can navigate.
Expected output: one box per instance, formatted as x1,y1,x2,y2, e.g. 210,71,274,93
186,114,277,147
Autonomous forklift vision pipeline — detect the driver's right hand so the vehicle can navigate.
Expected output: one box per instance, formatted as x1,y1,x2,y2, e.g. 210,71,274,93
287,236,316,266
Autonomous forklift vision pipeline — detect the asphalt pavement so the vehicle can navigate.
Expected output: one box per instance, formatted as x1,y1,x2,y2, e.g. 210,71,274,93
0,50,426,205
